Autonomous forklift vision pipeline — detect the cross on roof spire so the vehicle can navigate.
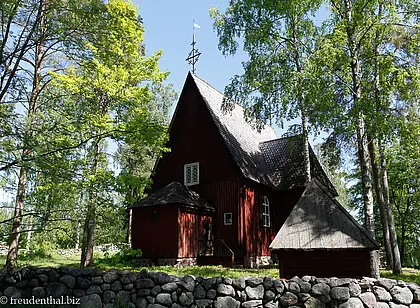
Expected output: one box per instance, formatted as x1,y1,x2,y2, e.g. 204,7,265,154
186,22,201,73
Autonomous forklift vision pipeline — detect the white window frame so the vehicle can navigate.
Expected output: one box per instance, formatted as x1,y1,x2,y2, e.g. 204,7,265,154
224,212,233,225
262,196,270,227
184,162,199,186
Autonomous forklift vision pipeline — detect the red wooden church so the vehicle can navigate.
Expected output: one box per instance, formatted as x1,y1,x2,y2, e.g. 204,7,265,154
130,72,378,277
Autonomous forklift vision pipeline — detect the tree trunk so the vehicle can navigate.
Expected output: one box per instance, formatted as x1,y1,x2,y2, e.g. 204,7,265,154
343,0,379,278
81,203,95,267
128,208,132,246
378,140,402,274
367,134,393,270
6,165,27,267
400,218,405,267
356,118,380,278
291,15,311,183
300,107,311,183
25,215,33,250
75,219,80,250
399,191,411,268
75,192,84,250
6,4,45,266
80,139,101,267
369,9,394,270
0,1,42,103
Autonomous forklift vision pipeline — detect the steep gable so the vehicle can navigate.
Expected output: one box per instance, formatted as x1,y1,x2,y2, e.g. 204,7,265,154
190,73,277,186
156,72,340,193
269,180,379,250
152,72,242,189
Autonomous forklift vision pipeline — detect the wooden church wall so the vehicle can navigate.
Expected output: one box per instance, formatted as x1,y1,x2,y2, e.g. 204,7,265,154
152,75,241,191
177,209,213,259
242,183,276,260
277,249,371,278
131,205,178,259
195,180,241,258
239,183,305,263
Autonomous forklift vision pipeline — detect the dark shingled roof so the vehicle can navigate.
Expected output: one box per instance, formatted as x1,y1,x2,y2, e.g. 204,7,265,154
191,73,277,186
129,182,214,211
260,135,338,194
191,73,336,193
269,179,379,250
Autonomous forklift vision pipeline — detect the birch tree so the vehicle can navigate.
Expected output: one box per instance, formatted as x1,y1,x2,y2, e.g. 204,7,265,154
313,0,418,275
210,0,323,182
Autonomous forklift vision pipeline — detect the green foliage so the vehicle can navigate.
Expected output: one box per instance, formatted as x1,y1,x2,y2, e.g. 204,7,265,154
212,0,418,275
25,237,57,259
47,0,170,266
315,141,351,209
0,0,172,266
98,244,142,266
387,112,420,267
115,81,175,206
210,0,322,129
0,202,13,243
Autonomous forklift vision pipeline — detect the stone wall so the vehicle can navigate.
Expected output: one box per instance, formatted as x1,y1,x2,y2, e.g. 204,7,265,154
0,267,419,308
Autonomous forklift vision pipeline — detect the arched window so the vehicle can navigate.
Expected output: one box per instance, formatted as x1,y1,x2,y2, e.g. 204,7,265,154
262,196,270,227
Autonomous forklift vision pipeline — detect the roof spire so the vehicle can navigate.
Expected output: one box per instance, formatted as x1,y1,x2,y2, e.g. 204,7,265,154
186,21,201,74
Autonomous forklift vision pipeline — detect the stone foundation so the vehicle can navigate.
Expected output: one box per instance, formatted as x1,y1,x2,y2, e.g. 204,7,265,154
0,266,419,308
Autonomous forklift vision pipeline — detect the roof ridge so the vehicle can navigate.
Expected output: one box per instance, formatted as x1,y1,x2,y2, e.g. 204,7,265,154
189,71,278,185
270,180,379,250
190,71,278,135
311,179,379,248
259,134,303,145
190,72,226,100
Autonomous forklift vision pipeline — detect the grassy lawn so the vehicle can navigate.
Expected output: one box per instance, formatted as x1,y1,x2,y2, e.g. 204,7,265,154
0,253,80,268
0,251,419,283
0,251,279,278
381,269,420,285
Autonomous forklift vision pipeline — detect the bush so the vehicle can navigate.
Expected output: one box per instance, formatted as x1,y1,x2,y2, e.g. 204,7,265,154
115,244,142,262
98,243,142,266
25,240,57,258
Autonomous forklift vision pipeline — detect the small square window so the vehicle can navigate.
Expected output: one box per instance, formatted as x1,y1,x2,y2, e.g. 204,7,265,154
184,162,199,186
224,213,232,225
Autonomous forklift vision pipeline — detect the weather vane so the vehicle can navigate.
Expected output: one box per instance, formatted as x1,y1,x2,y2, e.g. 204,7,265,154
186,21,201,74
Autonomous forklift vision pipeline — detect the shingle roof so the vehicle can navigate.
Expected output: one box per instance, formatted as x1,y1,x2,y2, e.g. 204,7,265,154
260,135,338,194
191,73,277,186
129,182,214,211
190,73,336,192
269,179,379,250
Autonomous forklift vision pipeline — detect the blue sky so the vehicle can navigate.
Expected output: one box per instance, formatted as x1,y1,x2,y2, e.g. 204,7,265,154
133,1,329,138
135,0,247,96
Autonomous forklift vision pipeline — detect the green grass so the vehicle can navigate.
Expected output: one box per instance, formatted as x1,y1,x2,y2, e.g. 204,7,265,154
93,253,279,278
0,252,80,268
0,251,279,278
1,250,419,283
98,264,279,279
381,269,420,285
